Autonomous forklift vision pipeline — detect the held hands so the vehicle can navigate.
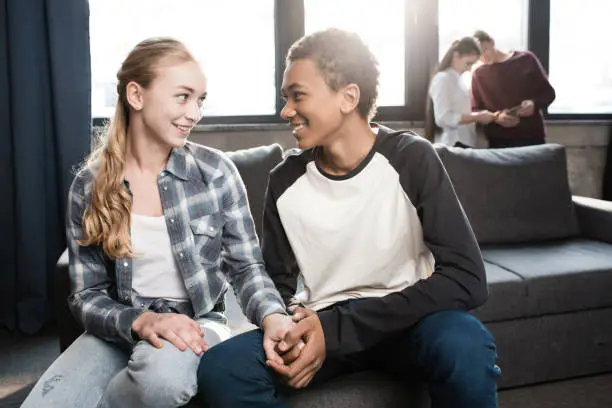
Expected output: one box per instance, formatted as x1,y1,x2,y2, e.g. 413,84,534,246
267,307,327,389
261,313,296,366
131,311,208,355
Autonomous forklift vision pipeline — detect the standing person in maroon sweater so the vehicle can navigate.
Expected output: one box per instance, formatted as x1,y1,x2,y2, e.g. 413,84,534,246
471,30,556,148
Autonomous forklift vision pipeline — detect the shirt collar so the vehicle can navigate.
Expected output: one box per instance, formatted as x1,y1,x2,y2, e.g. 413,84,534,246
165,145,191,181
444,67,462,80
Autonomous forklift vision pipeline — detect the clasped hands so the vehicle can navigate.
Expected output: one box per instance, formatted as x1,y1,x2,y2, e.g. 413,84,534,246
261,307,326,389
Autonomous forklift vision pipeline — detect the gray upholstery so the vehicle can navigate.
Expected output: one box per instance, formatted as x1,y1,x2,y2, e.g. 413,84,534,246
472,262,531,322
487,307,612,388
482,239,612,317
284,372,429,408
435,144,580,244
185,372,429,408
55,142,612,404
225,143,283,237
573,196,612,244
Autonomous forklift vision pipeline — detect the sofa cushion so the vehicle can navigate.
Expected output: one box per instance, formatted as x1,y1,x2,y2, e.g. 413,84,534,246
225,144,283,237
472,261,532,323
435,144,579,244
284,371,429,408
482,239,612,316
486,308,612,388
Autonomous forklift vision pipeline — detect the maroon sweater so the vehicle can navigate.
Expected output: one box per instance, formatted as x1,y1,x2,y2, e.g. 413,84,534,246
471,51,555,141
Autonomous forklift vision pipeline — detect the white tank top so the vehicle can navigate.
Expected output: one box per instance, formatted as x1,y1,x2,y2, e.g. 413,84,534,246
130,213,189,301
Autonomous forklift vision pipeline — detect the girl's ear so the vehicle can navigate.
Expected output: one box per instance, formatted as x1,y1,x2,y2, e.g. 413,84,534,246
125,81,143,111
339,83,360,115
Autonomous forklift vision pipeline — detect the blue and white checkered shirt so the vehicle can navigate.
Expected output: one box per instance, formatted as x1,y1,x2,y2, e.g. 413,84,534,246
66,141,286,347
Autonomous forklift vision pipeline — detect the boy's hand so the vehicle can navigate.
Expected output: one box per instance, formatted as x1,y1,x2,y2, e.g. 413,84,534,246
272,306,310,365
275,339,306,365
267,308,326,389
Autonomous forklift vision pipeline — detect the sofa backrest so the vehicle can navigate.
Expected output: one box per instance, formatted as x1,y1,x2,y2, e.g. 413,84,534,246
225,144,283,238
435,143,580,245
222,142,580,246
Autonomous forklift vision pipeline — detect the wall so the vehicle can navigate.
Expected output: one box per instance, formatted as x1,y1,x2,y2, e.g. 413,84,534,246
190,122,611,199
545,124,609,199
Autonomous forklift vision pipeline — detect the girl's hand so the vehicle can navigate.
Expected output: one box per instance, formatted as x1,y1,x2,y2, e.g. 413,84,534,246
132,311,208,355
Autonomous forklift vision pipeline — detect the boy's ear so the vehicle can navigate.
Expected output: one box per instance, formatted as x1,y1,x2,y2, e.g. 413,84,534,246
339,83,360,115
125,81,144,111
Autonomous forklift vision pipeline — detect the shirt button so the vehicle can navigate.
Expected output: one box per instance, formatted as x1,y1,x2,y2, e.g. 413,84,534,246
123,262,128,267
140,303,145,307
209,227,215,232
170,218,175,223
179,252,184,259
163,186,168,191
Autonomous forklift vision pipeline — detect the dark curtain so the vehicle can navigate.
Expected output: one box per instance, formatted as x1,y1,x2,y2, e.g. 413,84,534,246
0,0,91,333
603,126,612,201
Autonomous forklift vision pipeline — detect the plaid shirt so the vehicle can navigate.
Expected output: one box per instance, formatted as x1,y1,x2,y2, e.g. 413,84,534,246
66,142,286,347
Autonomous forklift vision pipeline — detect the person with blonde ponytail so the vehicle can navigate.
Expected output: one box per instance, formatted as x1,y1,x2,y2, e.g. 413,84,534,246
22,37,293,408
425,37,497,147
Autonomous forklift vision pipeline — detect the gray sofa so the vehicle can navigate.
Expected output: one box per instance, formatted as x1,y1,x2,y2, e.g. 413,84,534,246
55,142,612,407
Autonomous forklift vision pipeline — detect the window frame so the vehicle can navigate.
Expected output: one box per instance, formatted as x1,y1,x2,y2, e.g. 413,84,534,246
532,0,612,120
90,0,611,126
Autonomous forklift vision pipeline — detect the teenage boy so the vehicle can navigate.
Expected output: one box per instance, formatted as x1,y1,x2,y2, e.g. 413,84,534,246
198,28,500,408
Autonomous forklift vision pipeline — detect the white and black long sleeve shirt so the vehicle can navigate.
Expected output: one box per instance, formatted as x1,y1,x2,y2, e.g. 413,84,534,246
262,126,487,356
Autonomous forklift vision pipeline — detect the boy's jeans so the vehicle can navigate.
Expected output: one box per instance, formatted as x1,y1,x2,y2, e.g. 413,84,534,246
198,309,501,408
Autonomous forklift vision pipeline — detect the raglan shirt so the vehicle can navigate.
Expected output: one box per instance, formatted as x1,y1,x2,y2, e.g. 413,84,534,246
262,126,487,357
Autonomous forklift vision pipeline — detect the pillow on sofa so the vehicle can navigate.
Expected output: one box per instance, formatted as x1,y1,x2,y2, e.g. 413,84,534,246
225,144,283,238
434,143,580,244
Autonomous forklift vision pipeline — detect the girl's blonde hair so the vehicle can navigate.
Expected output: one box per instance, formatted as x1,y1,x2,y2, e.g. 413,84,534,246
79,37,195,259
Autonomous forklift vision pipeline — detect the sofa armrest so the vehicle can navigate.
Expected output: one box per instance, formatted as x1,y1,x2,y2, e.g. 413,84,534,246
573,196,612,244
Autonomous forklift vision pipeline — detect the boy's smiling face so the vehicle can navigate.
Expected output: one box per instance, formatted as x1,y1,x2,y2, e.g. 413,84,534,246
280,59,345,149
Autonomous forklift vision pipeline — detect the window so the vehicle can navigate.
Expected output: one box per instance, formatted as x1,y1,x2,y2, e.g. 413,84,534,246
89,0,276,119
548,0,612,114
304,0,406,107
438,0,529,86
89,1,611,123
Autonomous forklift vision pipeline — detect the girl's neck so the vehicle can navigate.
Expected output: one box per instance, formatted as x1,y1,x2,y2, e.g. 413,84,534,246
125,125,171,176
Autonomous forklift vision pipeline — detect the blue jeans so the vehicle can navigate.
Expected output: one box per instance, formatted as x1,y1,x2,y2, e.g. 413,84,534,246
198,310,500,408
21,318,230,408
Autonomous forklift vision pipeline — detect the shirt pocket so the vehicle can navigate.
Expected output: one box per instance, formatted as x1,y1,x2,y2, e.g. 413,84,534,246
190,213,223,264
